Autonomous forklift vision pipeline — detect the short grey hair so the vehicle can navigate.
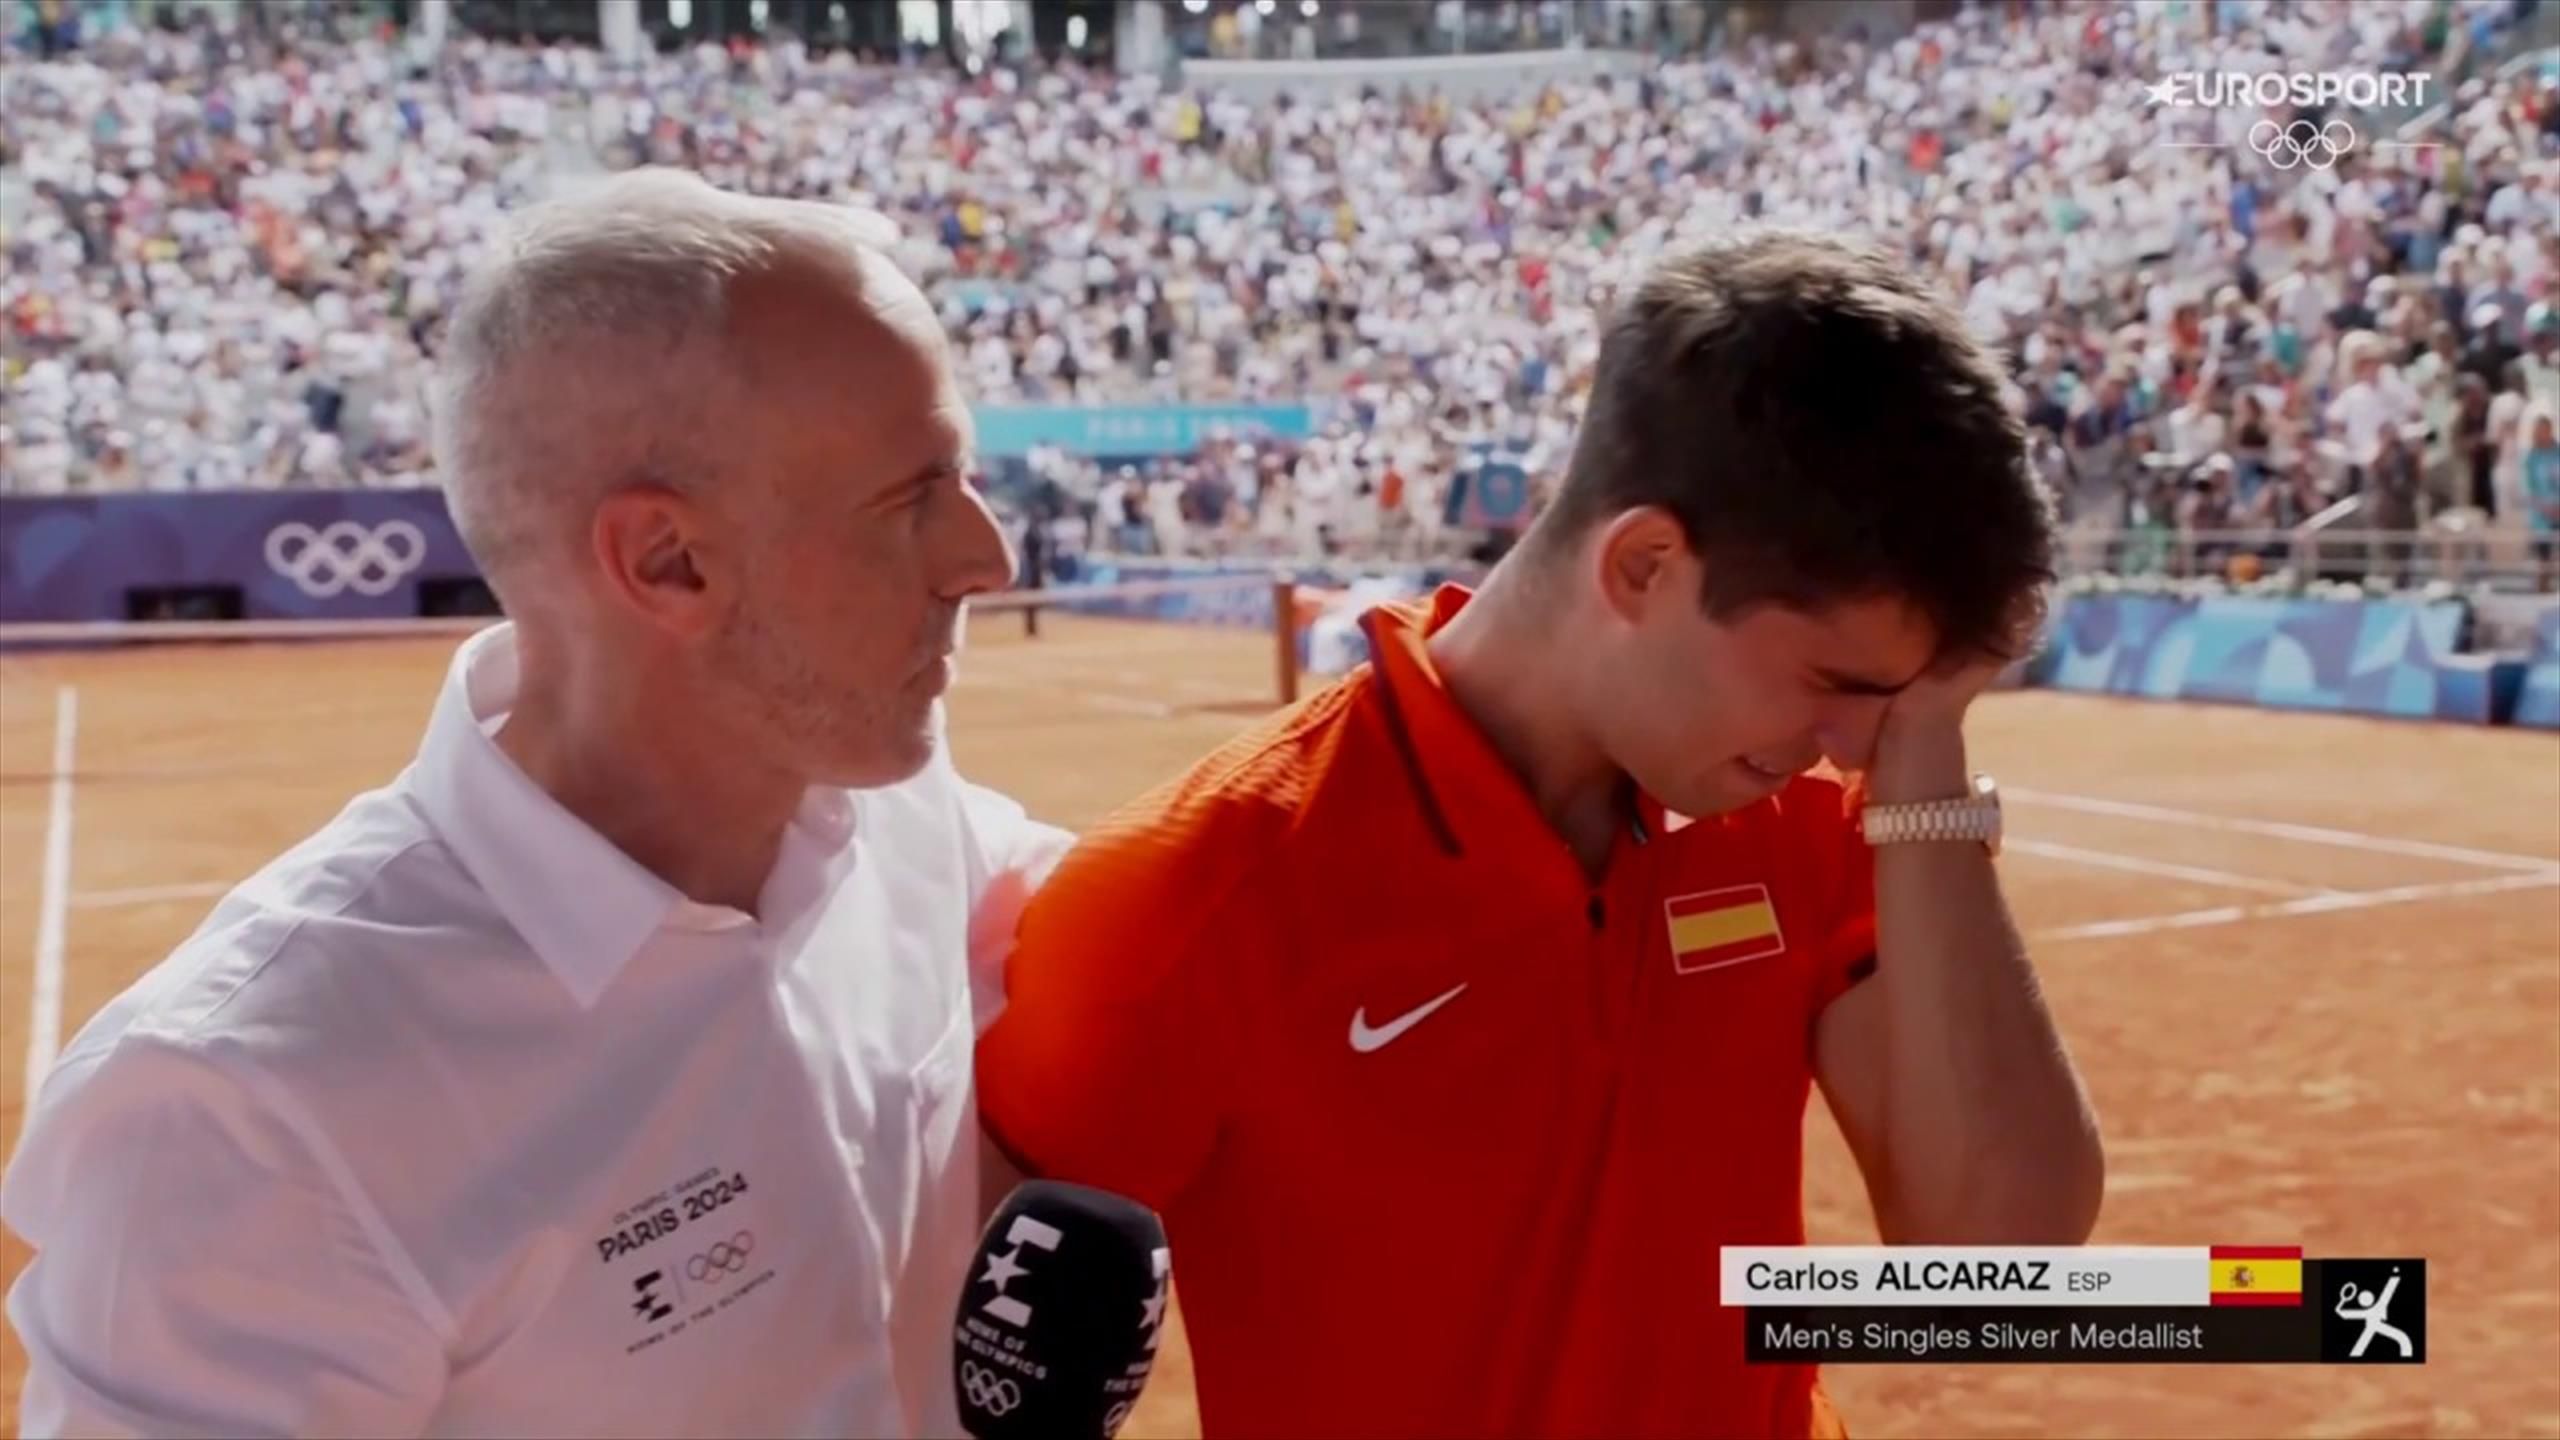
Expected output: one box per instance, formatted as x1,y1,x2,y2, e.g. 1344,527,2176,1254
432,167,897,592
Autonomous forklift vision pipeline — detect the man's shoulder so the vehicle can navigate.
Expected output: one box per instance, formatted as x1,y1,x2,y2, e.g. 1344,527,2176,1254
1034,673,1386,921
52,781,514,1082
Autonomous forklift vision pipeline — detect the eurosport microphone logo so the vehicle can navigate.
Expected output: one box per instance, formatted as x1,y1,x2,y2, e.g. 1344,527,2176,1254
2146,71,2433,171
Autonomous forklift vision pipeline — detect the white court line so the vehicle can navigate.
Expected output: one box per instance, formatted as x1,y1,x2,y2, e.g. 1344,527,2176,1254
984,659,1255,703
952,672,1175,719
2004,838,2336,898
1051,689,1176,720
2034,869,2560,943
27,686,76,1107
970,654,1227,697
1090,668,1261,703
68,879,231,911
2006,786,2560,875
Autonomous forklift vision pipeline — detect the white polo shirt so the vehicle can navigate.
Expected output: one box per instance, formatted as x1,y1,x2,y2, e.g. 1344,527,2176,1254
3,625,1071,1438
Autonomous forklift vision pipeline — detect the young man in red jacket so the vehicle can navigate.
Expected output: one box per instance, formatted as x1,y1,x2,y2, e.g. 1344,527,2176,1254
981,231,2103,1438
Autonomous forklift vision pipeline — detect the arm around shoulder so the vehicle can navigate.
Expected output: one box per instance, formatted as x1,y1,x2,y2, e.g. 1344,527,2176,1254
957,779,1076,1032
4,1040,446,1438
974,804,1259,1216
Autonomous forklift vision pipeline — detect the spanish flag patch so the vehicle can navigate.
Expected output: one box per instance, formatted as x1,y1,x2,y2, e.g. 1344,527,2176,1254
2208,1246,2303,1305
1663,884,1787,975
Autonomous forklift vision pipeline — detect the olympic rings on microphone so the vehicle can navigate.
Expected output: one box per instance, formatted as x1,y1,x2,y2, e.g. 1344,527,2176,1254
684,1230,756,1282
961,1359,1024,1416
2246,118,2355,172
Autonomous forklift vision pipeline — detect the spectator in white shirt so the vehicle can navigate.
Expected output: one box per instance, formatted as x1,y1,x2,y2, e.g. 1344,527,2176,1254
2325,331,2423,470
2165,382,2229,467
8,421,77,494
3,169,1066,1436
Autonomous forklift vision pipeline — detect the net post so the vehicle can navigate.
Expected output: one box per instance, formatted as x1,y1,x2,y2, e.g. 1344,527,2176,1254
1272,573,1299,707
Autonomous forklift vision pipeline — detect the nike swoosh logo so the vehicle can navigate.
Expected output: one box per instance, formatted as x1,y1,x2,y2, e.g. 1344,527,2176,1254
1349,983,1469,1054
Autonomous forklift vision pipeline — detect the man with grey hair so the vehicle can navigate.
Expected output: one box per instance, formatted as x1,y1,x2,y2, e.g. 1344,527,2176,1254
3,168,1067,1435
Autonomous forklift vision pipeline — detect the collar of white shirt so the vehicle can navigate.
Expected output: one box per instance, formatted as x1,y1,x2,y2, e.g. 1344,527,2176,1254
407,623,852,1009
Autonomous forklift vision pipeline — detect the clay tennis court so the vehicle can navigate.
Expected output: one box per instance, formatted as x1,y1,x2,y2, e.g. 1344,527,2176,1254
1,607,2555,1439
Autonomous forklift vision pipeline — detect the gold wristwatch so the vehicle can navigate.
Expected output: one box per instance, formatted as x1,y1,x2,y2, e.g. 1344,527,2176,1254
1860,773,2002,857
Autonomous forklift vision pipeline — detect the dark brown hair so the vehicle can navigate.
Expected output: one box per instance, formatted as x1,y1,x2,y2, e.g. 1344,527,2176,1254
1536,230,2054,659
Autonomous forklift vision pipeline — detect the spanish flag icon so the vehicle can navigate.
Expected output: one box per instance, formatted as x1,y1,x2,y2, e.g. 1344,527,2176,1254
2209,1246,2304,1305
1663,884,1787,976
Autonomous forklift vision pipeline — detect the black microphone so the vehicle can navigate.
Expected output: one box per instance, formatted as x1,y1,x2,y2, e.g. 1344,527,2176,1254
953,1180,1171,1440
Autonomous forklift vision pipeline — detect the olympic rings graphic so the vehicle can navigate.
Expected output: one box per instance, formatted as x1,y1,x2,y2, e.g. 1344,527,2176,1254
960,1359,1023,1417
684,1231,755,1283
2246,118,2356,172
263,520,428,599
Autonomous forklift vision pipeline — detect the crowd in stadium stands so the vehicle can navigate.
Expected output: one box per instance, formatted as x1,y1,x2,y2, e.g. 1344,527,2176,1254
5,0,2559,583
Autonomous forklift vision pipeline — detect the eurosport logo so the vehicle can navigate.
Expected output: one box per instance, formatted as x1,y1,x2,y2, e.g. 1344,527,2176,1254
2146,71,2433,172
2146,71,2434,111
263,519,428,598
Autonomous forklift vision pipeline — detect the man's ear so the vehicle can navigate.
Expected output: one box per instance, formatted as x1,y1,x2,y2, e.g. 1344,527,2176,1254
1591,506,1690,626
591,485,722,639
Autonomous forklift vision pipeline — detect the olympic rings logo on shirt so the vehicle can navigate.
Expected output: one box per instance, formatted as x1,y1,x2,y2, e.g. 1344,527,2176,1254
2247,118,2355,172
263,519,428,599
684,1231,756,1282
960,1359,1023,1417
